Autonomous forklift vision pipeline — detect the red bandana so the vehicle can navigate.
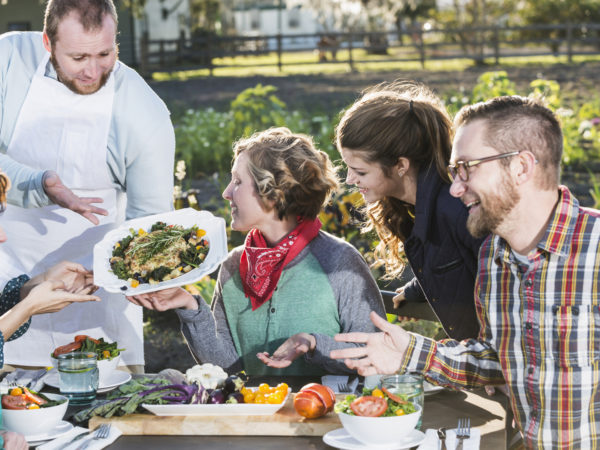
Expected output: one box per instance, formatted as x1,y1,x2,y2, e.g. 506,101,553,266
239,217,322,310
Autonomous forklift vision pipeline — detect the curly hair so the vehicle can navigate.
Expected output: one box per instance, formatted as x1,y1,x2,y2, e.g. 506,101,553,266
336,81,453,279
0,171,10,213
44,0,118,44
454,95,562,189
233,127,339,220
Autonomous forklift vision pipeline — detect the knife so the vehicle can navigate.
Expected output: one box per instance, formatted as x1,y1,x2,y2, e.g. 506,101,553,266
26,368,50,389
437,427,447,450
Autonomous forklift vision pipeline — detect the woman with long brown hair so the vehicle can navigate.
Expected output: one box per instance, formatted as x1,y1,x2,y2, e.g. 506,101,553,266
336,81,484,340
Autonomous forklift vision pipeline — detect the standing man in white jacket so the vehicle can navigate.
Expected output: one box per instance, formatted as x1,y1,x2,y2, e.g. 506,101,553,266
0,0,175,371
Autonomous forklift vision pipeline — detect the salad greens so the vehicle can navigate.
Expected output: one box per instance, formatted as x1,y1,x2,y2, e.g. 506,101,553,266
334,387,416,417
79,337,124,361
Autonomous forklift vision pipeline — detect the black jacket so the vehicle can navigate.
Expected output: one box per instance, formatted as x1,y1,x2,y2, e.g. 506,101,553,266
402,167,485,340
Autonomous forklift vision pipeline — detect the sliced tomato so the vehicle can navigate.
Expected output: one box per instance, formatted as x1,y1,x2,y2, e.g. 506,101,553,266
23,387,47,406
350,395,387,417
1,394,28,410
52,341,82,357
74,335,100,344
381,386,409,405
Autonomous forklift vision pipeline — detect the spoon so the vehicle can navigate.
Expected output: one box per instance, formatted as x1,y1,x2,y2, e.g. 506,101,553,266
437,427,447,450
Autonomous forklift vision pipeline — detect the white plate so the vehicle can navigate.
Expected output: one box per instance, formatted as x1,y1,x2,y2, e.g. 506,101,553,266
26,420,73,445
424,380,444,396
45,370,132,393
142,389,291,416
93,208,228,294
323,428,425,450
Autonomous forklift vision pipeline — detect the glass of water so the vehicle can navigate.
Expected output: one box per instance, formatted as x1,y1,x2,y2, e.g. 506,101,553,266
381,373,424,429
57,351,99,405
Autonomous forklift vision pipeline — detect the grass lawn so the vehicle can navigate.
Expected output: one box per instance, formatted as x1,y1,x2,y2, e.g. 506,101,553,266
152,51,600,81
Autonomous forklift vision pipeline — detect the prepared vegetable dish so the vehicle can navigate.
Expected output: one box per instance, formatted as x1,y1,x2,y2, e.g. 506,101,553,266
109,221,209,288
52,335,124,360
334,387,417,417
2,387,66,410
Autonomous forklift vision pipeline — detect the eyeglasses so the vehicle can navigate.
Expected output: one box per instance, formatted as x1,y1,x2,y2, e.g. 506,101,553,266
447,151,521,182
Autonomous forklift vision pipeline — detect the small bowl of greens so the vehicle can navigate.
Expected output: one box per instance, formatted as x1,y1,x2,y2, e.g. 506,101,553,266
52,335,124,386
334,387,421,447
2,390,68,435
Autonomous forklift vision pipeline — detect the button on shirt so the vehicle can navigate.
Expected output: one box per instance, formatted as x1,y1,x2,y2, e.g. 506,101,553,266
401,186,600,449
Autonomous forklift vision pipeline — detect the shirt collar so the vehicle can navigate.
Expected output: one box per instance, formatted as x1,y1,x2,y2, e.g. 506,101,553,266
493,185,577,265
412,165,444,242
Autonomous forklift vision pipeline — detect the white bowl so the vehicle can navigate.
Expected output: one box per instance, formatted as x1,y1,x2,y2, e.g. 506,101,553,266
51,353,121,386
338,404,421,446
2,393,68,435
97,354,121,386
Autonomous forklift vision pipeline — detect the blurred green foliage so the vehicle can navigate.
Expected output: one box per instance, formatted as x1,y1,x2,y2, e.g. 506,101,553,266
170,72,600,335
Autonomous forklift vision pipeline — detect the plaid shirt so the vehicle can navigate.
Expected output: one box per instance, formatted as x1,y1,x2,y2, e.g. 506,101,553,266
401,186,600,449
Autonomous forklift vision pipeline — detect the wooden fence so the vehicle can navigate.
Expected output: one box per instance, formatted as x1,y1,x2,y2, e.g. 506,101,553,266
138,23,600,76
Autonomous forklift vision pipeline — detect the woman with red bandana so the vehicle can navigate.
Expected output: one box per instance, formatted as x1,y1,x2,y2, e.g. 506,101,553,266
127,128,385,376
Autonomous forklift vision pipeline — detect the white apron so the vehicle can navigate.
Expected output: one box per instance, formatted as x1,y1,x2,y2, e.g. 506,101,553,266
0,53,143,366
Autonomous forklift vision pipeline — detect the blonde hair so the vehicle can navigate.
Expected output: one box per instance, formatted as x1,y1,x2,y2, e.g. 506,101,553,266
233,127,339,220
336,81,453,278
0,171,10,212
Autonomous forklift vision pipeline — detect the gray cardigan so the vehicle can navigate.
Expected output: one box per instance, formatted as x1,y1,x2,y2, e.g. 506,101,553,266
176,230,386,375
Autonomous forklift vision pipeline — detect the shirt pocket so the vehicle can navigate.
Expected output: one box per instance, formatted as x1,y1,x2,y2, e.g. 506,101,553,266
432,258,462,275
552,304,599,368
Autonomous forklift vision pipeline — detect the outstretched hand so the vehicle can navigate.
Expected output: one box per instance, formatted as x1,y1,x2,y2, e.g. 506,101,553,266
42,261,96,294
330,311,411,376
43,171,108,225
126,287,198,311
257,333,316,368
24,279,100,315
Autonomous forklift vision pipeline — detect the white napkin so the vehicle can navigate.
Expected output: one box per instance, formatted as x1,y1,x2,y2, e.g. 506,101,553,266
417,428,480,450
38,425,122,450
321,375,359,394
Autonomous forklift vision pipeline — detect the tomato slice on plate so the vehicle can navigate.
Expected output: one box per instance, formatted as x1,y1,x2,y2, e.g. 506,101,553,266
1,394,28,410
350,395,387,417
381,386,409,405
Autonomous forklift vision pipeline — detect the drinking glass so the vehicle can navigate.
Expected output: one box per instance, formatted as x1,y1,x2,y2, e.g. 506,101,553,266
57,351,99,405
381,373,424,429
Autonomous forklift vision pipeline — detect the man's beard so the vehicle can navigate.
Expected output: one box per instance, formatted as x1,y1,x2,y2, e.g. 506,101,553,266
50,52,112,95
466,174,520,238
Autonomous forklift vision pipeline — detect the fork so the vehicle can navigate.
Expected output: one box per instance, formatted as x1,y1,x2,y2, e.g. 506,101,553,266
455,417,471,450
74,424,111,450
337,382,351,393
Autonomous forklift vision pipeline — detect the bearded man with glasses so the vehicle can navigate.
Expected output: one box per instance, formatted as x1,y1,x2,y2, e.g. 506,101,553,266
332,96,600,449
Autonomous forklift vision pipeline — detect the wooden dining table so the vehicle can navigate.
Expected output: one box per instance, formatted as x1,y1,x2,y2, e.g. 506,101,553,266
76,376,508,449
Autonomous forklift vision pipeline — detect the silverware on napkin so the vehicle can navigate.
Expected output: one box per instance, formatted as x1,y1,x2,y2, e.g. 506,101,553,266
437,427,447,450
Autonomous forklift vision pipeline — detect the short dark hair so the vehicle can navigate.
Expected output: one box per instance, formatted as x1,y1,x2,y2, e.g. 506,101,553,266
233,127,339,220
44,0,118,44
454,96,563,188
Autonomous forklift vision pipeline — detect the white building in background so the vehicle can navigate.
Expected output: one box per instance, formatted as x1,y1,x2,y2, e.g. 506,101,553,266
233,5,329,50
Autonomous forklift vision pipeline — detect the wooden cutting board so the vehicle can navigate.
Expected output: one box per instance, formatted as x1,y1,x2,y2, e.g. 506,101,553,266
89,395,342,436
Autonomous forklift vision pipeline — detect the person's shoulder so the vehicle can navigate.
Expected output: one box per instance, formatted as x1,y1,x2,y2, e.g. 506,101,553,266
310,230,365,265
112,61,170,121
434,183,467,218
218,245,244,279
0,31,45,65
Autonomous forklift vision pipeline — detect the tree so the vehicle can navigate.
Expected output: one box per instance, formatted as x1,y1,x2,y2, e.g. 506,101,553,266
433,0,516,65
518,0,600,52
